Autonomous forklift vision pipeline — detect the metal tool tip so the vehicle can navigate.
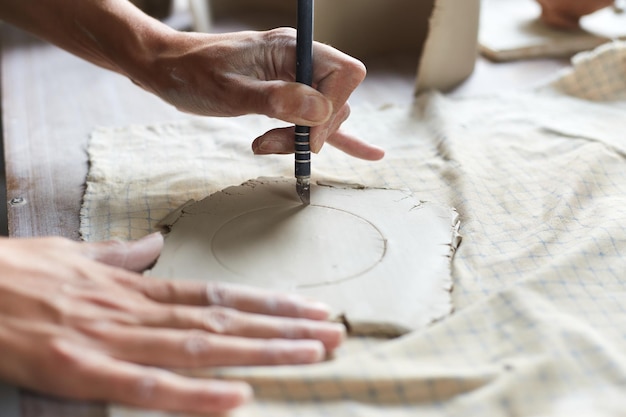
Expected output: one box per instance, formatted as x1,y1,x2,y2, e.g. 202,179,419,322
297,179,311,205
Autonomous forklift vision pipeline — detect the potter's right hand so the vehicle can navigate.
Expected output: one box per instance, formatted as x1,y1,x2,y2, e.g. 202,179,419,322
536,0,613,29
0,0,384,162
0,234,345,414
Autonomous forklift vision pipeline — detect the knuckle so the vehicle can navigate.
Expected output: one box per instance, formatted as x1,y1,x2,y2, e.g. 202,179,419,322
96,239,129,265
265,27,296,44
342,58,367,90
44,294,73,325
133,372,161,401
144,279,193,306
280,322,306,339
119,368,169,404
265,86,290,118
164,304,185,325
262,339,289,365
205,282,233,307
76,319,113,339
47,338,87,373
154,279,180,301
337,103,351,122
333,56,366,86
203,307,236,334
102,238,127,251
37,236,78,257
350,58,367,80
182,330,213,364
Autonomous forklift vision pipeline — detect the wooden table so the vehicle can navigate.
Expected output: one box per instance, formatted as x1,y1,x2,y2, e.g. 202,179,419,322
0,21,568,417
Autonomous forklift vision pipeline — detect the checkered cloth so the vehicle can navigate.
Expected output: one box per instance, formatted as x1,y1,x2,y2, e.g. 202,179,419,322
82,41,626,417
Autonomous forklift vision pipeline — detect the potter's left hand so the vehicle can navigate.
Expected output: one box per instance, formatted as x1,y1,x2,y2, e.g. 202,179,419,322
133,29,384,160
0,233,346,414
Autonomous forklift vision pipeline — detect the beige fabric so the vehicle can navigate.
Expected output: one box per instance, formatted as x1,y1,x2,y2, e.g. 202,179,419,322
81,42,626,416
550,41,626,102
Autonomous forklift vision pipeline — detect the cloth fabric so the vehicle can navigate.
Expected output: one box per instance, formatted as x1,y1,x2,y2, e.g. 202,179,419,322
82,41,626,417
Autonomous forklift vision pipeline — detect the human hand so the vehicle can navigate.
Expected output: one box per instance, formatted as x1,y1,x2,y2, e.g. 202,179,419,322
536,0,614,29
0,233,345,414
0,1,382,160
131,28,384,160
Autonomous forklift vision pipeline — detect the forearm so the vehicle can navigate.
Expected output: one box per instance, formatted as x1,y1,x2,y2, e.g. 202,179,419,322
0,0,380,160
0,0,174,79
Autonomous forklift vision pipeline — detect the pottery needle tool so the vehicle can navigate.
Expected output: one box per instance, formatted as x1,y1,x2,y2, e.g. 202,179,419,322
295,0,313,205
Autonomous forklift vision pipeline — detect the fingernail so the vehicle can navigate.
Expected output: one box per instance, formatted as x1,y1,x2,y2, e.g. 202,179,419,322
310,130,326,154
301,95,332,124
205,381,253,409
233,383,254,403
258,139,292,154
139,232,163,243
304,300,333,320
290,340,325,363
124,232,163,271
133,232,164,254
313,322,347,351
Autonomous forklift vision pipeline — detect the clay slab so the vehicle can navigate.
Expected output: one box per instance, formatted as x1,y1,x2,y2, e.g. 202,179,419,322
148,178,460,335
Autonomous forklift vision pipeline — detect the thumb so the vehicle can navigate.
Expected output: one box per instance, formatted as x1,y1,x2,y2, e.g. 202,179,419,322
235,78,333,126
82,232,164,272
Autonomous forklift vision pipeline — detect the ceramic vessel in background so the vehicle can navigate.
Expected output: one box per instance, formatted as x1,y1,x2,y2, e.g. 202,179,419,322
416,0,482,92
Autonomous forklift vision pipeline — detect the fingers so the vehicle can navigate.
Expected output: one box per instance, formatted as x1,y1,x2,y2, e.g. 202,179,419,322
251,28,365,127
205,282,333,320
80,323,326,368
251,126,295,154
309,103,384,160
82,232,163,272
152,28,373,160
325,129,385,161
233,77,333,126
311,42,367,121
3,235,347,415
309,102,350,153
243,29,370,158
51,340,252,414
252,123,385,161
123,279,334,320
252,102,383,159
247,42,365,127
144,305,345,352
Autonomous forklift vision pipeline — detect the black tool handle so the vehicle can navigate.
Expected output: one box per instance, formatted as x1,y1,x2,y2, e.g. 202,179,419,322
295,0,313,180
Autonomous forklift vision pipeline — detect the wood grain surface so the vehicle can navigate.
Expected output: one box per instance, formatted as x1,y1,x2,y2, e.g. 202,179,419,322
0,19,568,417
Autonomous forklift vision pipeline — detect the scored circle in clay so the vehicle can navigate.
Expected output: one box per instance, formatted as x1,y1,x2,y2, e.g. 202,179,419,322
150,178,458,336
211,204,386,287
